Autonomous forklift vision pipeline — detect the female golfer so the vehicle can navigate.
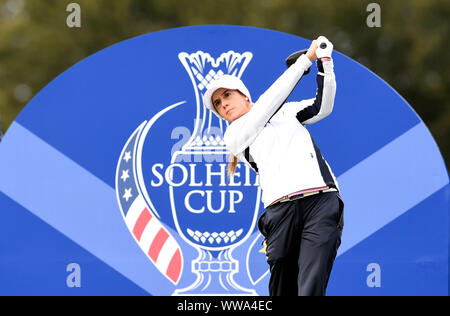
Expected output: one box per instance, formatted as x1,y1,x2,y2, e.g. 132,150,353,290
203,36,344,296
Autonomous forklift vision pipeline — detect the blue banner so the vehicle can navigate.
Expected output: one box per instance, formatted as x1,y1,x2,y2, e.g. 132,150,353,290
0,25,448,296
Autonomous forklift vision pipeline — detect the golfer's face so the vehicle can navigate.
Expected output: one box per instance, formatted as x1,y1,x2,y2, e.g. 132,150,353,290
212,88,251,122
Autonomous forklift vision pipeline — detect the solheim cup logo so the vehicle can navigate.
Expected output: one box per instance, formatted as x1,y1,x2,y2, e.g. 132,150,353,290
116,50,261,295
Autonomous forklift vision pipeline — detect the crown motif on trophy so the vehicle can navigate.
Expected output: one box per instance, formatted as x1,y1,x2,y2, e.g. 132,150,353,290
178,51,253,151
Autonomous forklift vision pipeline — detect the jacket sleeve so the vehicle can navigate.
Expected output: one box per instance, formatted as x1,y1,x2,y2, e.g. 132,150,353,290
224,54,312,156
284,58,336,125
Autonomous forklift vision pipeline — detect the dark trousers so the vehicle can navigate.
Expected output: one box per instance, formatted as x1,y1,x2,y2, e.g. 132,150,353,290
258,191,344,296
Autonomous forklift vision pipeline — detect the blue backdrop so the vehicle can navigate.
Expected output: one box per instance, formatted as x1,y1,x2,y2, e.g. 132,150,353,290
0,25,448,296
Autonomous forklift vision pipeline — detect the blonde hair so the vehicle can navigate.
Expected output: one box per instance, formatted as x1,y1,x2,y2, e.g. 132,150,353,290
228,153,238,178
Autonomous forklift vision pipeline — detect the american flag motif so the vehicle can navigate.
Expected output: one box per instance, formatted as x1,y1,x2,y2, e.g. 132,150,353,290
116,123,183,285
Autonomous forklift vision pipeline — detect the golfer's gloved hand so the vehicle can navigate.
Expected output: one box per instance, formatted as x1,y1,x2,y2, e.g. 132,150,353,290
315,36,334,59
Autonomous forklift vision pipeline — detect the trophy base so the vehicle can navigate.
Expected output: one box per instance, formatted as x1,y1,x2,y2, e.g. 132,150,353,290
172,271,257,296
172,250,258,296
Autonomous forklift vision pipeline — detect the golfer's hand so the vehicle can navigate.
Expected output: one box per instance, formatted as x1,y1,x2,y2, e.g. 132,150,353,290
306,40,318,61
316,36,334,59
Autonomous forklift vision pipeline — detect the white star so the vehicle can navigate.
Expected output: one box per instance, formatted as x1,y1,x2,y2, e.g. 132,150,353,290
123,151,132,163
120,169,130,182
123,188,133,202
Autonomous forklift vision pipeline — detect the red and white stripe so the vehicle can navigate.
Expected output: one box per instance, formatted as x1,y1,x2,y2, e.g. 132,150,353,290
125,195,183,284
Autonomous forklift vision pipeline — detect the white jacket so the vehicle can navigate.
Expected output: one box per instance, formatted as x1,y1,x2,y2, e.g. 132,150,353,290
224,54,339,208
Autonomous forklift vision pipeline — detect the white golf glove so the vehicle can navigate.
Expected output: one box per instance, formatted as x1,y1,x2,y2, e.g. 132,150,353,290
316,36,334,59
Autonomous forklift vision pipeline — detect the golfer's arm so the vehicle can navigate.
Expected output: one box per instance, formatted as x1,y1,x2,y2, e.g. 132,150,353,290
250,54,312,127
295,58,336,125
224,54,312,155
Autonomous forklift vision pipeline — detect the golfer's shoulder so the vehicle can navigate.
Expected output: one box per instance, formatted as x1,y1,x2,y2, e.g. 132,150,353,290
224,120,242,154
223,114,251,155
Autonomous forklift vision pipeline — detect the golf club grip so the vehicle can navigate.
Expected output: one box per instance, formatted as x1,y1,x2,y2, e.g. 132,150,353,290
285,49,310,75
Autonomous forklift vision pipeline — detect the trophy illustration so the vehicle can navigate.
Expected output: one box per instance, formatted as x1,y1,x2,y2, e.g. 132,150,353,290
170,51,260,295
